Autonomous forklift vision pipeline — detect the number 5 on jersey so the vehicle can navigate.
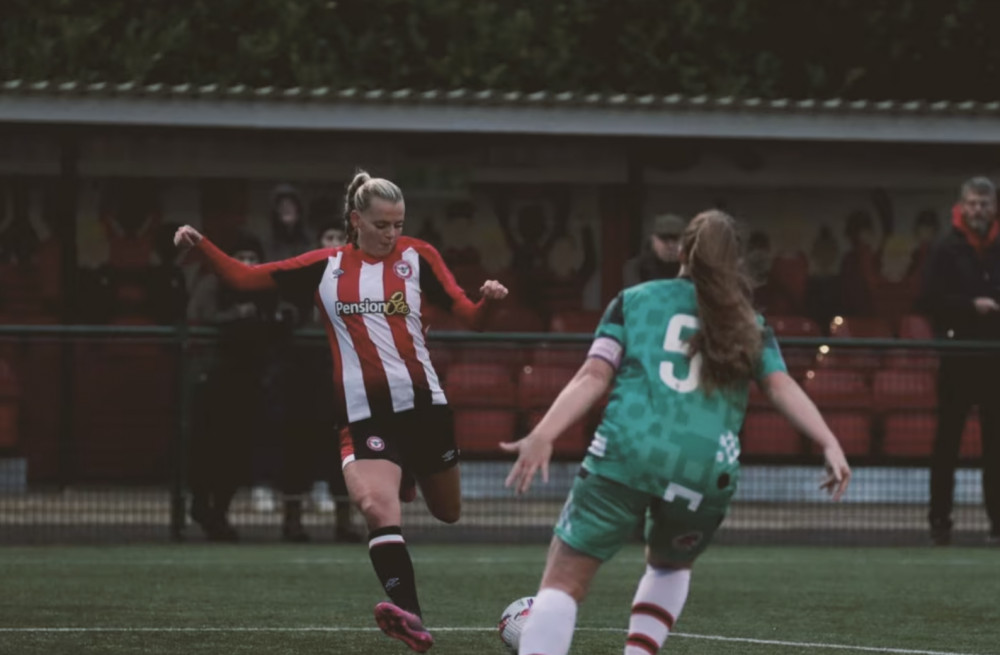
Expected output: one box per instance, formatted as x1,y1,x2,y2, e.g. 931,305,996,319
660,314,702,393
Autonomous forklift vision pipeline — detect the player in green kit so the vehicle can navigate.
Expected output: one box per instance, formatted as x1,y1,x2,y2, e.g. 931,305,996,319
501,210,851,655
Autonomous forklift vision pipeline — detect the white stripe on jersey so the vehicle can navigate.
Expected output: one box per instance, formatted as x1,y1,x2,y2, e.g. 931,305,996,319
588,433,607,457
319,252,371,423
401,248,447,405
359,261,415,414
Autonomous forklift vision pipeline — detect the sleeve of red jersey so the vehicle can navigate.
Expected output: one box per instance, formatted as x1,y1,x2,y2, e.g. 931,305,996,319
193,238,329,292
416,241,495,330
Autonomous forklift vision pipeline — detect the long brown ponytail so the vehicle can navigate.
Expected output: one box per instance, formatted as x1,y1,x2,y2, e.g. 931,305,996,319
683,210,762,393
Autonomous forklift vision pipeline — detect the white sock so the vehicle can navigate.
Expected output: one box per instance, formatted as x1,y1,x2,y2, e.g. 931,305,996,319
518,587,578,655
624,566,691,655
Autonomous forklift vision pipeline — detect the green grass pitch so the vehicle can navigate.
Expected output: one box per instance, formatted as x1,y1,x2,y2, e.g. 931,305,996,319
1,544,998,654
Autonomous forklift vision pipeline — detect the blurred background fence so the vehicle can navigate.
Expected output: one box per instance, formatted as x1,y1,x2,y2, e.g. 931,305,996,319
0,317,993,546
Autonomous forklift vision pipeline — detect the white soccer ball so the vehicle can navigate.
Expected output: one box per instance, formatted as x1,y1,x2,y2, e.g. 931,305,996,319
497,596,534,653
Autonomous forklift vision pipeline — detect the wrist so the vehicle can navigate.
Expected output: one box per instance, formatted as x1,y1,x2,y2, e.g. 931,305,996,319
527,430,557,445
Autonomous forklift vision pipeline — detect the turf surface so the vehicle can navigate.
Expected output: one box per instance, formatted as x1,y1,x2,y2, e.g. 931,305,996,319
1,544,998,654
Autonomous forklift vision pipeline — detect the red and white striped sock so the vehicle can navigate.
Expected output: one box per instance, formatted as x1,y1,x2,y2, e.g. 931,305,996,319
624,566,690,655
518,587,577,655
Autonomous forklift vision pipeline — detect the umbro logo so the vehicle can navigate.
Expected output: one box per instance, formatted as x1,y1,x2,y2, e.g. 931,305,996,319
441,449,456,462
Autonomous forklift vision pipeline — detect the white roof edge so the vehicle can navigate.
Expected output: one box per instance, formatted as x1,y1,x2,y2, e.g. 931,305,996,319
1,93,999,144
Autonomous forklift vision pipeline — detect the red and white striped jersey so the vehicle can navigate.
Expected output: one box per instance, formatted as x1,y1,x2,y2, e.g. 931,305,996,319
195,236,490,424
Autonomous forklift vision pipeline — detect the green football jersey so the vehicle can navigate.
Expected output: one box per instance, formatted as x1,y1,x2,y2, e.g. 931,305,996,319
583,278,786,502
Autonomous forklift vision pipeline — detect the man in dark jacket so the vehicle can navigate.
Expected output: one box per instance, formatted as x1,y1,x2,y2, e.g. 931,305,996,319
921,176,1000,546
622,213,685,286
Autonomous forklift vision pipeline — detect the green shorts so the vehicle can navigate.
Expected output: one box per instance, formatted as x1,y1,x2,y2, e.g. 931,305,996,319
553,469,733,562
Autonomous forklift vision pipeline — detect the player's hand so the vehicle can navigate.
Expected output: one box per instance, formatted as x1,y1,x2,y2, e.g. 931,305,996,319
820,444,851,501
480,280,509,301
174,225,204,251
500,433,553,495
973,297,999,314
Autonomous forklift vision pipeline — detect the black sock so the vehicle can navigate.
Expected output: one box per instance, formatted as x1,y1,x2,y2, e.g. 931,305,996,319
368,526,421,617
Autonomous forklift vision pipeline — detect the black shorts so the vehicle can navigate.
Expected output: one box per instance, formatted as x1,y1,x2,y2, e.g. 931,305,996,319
339,404,459,477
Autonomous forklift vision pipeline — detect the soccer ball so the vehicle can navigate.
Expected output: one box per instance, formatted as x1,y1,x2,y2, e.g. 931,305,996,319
497,596,534,653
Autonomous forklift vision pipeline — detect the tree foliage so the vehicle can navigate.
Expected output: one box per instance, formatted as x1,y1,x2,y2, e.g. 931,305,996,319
2,0,999,100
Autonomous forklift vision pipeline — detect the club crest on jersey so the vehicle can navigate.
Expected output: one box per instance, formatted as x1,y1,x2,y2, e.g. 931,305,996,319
392,260,413,280
335,291,410,316
367,436,385,452
672,531,703,552
330,268,344,278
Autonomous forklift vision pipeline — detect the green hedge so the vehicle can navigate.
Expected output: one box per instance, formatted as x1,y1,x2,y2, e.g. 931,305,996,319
2,0,998,100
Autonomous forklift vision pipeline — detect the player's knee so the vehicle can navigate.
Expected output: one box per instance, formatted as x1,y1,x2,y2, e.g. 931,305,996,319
353,490,395,524
429,499,461,524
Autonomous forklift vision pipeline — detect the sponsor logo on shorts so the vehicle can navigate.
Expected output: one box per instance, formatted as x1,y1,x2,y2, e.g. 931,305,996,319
672,531,703,551
441,449,456,462
335,291,410,316
393,260,413,280
367,436,385,452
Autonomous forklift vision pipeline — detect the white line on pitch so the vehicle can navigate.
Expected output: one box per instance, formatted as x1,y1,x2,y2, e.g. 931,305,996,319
0,626,982,654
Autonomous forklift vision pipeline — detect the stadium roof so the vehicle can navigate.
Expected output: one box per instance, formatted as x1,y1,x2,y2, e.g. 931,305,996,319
3,79,1000,144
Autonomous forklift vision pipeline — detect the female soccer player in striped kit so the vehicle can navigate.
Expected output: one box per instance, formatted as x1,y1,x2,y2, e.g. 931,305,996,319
502,210,851,655
175,170,508,652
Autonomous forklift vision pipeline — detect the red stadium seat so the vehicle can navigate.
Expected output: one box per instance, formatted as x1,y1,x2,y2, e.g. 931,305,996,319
423,306,467,332
486,304,546,333
444,363,516,409
748,380,770,408
530,346,588,368
808,412,872,457
767,315,822,337
872,370,937,411
883,349,940,371
898,314,933,340
882,411,982,459
453,409,518,455
821,316,891,371
764,315,822,373
426,345,457,380
549,310,602,334
0,359,20,448
800,369,872,408
829,316,893,338
779,346,820,375
517,364,576,410
885,314,939,371
882,413,935,457
458,345,530,367
72,342,176,480
740,410,803,456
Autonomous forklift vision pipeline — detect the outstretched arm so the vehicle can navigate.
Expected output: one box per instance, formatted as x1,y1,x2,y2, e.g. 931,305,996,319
759,371,851,500
417,241,508,330
175,225,277,292
501,356,614,494
175,225,331,299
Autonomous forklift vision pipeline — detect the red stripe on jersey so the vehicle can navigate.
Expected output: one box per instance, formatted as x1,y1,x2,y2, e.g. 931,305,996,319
408,238,490,329
382,257,431,405
316,288,348,424
337,250,393,417
339,426,354,462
